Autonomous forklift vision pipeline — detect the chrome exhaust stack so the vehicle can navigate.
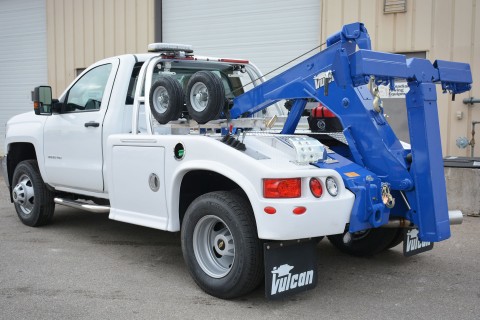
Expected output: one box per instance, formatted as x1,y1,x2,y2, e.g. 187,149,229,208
382,210,463,228
447,210,463,225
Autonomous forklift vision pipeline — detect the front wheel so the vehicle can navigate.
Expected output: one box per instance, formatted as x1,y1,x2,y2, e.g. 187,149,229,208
11,160,55,227
181,191,263,299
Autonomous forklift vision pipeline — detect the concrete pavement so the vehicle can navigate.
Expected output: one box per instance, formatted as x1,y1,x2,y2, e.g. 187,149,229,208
0,177,479,320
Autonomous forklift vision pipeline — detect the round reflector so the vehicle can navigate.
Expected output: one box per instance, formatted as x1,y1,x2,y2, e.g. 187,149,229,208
326,177,339,196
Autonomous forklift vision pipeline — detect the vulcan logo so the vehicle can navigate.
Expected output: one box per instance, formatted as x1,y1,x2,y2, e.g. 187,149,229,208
406,229,431,252
403,228,434,257
270,264,314,296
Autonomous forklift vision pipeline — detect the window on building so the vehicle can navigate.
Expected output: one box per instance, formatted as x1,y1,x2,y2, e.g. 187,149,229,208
76,68,86,77
379,51,427,143
384,0,407,14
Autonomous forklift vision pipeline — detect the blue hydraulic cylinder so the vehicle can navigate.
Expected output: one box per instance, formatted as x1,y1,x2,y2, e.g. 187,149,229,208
281,99,307,134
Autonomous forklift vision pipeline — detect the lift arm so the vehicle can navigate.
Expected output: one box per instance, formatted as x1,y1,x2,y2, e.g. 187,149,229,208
230,22,472,242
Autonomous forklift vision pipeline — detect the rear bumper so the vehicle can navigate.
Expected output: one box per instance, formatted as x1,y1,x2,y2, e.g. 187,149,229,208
253,190,355,240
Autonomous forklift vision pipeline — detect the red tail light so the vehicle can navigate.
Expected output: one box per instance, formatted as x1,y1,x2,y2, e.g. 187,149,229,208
263,178,301,198
309,178,323,198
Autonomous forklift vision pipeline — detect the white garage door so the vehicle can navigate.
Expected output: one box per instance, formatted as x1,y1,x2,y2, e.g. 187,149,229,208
162,0,320,79
0,0,47,155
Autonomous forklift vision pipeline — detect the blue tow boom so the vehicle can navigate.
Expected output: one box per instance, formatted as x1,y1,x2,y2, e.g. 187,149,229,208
230,22,472,242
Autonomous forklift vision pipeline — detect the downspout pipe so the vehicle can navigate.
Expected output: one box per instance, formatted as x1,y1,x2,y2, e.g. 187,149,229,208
463,97,480,105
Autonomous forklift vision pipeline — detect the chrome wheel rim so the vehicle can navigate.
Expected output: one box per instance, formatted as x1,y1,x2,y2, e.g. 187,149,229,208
13,174,35,215
190,82,209,112
152,86,169,114
193,215,235,278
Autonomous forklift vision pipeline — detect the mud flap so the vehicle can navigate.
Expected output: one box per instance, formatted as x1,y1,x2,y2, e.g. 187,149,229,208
403,228,434,257
264,240,318,299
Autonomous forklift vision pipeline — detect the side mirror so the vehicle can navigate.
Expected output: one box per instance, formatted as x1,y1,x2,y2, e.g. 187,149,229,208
32,86,53,115
51,99,63,114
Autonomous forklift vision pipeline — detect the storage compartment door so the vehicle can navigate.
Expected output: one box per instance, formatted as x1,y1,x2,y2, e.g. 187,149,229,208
109,146,168,230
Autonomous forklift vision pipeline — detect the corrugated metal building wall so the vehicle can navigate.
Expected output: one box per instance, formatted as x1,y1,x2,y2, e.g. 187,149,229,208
1,0,478,157
162,0,321,80
0,0,48,155
320,0,480,156
46,0,155,97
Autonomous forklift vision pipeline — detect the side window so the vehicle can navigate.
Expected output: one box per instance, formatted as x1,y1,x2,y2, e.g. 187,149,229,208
65,64,112,112
125,62,143,104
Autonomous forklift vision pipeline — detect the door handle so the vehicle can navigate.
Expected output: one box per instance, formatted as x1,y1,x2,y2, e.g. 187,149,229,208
84,121,100,128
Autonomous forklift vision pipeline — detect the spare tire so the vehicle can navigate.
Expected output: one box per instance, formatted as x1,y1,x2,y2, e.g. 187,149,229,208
149,76,184,124
186,71,225,124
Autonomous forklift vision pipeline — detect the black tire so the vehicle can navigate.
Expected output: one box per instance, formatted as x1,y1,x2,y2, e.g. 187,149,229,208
327,227,398,257
149,77,184,124
314,236,324,244
11,160,55,227
186,71,225,124
181,191,263,299
386,228,404,249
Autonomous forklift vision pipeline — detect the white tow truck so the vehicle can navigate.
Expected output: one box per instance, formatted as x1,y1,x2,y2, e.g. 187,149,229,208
2,23,471,299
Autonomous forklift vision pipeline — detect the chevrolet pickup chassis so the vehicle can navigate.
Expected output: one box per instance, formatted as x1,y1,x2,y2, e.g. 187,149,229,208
2,23,471,299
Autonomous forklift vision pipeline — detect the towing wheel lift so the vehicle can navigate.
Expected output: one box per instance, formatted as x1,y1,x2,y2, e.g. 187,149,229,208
228,22,472,242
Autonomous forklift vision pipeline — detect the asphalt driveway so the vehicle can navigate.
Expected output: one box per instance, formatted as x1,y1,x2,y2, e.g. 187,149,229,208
0,177,478,320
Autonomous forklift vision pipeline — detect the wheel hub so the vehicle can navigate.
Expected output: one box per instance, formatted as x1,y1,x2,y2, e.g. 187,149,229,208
13,174,35,215
153,86,169,114
213,232,234,256
193,215,235,278
195,91,208,102
190,82,209,112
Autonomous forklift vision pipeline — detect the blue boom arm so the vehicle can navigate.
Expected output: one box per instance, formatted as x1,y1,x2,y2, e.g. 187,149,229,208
230,23,472,242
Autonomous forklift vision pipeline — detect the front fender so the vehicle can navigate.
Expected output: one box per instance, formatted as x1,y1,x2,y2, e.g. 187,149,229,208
4,112,47,180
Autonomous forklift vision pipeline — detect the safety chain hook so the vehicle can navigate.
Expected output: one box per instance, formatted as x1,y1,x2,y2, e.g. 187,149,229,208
381,183,395,209
369,76,383,113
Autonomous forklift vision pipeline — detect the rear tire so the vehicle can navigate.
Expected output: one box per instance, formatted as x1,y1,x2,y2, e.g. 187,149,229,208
327,227,398,257
181,191,263,299
11,160,55,227
149,77,184,124
186,71,225,124
386,228,404,249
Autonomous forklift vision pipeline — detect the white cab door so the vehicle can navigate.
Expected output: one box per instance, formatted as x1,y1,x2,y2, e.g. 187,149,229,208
43,59,119,192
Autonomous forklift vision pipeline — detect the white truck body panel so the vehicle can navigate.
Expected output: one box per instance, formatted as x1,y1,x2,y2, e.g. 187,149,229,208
106,134,355,239
4,52,355,240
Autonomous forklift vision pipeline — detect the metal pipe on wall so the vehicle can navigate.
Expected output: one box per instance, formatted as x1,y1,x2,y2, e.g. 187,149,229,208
463,97,480,105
